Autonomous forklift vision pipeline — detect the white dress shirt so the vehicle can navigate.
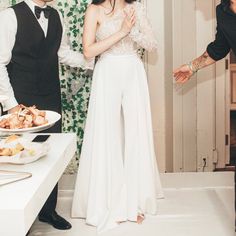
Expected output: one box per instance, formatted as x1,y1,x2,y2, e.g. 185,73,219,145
0,0,93,111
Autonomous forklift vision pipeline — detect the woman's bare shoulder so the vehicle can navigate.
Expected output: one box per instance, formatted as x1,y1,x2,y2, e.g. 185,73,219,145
86,4,100,16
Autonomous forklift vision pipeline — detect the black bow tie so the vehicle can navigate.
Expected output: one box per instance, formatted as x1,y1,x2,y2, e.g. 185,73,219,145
35,6,51,19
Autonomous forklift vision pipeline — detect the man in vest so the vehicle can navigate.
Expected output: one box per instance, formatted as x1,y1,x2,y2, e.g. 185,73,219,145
0,0,92,231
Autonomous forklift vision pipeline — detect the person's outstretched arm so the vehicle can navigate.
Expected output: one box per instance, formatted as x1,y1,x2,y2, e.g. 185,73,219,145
173,24,230,84
173,52,216,84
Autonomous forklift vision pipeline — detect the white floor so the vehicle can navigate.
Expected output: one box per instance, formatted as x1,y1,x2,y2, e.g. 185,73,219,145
29,172,235,236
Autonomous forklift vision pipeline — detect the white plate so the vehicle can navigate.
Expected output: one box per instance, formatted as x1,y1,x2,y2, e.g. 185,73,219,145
0,110,61,134
0,138,50,165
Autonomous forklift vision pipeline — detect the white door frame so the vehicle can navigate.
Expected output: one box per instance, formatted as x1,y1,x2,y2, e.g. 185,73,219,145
173,0,217,172
145,0,227,172
143,0,174,173
214,0,230,169
215,57,230,168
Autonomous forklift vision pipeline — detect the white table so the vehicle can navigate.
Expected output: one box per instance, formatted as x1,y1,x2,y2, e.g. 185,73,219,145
0,133,77,236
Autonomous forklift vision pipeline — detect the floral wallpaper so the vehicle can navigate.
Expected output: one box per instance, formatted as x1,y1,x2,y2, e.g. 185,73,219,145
54,0,92,173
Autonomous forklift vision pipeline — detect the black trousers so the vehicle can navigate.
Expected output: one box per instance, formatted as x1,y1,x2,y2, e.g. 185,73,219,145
39,184,58,217
39,116,62,217
15,91,62,217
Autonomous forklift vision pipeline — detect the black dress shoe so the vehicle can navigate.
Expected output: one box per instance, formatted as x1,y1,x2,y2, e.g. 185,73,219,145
39,211,72,230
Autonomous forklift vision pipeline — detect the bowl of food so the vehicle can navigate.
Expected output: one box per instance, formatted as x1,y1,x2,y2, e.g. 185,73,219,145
0,105,61,134
0,135,50,164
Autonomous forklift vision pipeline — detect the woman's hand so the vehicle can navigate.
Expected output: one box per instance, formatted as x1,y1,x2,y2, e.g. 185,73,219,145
173,64,193,84
120,8,136,36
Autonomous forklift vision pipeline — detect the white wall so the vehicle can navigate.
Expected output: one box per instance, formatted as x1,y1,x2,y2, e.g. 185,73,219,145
146,0,215,173
196,0,216,172
172,0,223,172
147,0,219,173
145,0,173,173
172,0,198,172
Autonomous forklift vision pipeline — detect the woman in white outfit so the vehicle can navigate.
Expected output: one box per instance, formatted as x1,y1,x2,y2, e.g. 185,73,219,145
72,0,164,233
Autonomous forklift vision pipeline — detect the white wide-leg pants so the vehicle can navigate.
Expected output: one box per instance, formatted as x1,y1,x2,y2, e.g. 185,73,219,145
72,53,164,233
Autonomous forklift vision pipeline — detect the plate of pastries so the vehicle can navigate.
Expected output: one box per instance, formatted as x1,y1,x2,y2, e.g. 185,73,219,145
0,105,61,133
0,135,50,164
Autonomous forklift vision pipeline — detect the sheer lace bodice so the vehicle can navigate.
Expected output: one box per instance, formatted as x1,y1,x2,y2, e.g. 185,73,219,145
96,2,157,57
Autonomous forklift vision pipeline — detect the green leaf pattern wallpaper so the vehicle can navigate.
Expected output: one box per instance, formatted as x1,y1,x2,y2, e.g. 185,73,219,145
53,0,92,174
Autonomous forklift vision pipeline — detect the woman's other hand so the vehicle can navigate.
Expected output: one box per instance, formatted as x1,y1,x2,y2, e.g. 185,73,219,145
120,8,136,36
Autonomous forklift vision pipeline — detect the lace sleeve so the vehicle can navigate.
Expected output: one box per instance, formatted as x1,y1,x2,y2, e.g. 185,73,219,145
129,2,157,52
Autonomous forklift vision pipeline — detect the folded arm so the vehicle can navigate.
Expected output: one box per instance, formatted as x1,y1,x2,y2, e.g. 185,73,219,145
174,24,230,84
57,11,94,70
82,5,135,59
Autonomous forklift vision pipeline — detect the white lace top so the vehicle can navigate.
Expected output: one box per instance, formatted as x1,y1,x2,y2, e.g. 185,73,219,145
96,2,157,57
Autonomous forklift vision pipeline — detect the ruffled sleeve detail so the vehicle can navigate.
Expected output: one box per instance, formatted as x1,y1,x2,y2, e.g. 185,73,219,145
129,2,157,52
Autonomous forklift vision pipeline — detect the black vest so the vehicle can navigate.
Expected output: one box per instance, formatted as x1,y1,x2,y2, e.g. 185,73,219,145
8,1,63,96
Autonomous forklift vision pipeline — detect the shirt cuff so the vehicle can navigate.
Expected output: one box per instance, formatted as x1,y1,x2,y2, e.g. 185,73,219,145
2,97,18,112
83,58,95,70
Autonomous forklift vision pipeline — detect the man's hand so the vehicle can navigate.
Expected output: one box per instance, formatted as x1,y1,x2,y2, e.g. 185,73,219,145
173,64,193,84
8,105,20,114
